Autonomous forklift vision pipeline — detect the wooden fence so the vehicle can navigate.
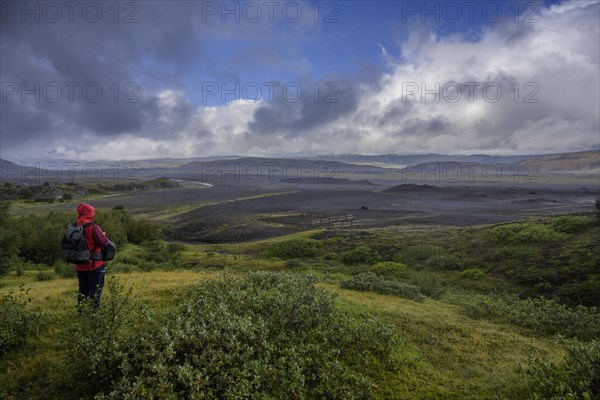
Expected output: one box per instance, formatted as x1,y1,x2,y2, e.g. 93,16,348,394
308,214,362,228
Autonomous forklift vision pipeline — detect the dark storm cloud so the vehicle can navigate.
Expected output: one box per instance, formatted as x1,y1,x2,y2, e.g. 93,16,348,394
0,2,205,149
392,116,450,138
501,22,536,44
1,2,206,81
428,73,521,106
376,99,414,128
0,1,265,154
0,1,341,158
354,60,384,90
2,0,597,159
248,79,359,137
0,99,52,147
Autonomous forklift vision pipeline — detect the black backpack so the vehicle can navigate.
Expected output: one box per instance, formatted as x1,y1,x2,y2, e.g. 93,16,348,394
100,240,117,261
61,222,94,264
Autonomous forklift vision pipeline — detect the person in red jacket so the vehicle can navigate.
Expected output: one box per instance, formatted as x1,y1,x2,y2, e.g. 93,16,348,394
75,203,109,308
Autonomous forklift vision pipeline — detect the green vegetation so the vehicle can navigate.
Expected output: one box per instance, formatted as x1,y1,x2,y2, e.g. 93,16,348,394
527,339,600,399
54,261,77,278
0,202,19,276
425,253,464,270
34,271,54,282
1,200,599,399
341,272,425,301
67,273,397,399
314,214,599,306
261,238,324,259
368,261,407,276
491,223,566,244
393,244,445,264
99,177,179,192
285,258,303,268
95,205,132,246
453,292,600,341
342,245,381,265
0,288,42,354
551,215,595,233
0,178,179,204
124,219,162,245
13,211,71,265
0,181,83,203
3,206,176,273
461,268,485,280
556,280,600,307
110,240,185,272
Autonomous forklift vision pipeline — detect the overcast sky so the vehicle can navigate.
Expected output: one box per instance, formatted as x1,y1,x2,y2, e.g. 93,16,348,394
1,0,599,161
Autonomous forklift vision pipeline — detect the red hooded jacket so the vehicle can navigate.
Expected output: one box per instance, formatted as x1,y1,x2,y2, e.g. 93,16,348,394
75,203,109,271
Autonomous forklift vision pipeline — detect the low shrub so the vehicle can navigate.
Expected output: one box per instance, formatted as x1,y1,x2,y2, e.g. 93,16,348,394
54,262,76,278
285,258,302,268
125,219,162,245
410,274,446,300
0,288,42,354
167,242,186,253
501,266,560,286
557,280,600,307
0,202,19,276
204,262,226,270
205,251,217,258
526,339,600,399
550,215,594,233
494,245,540,260
137,260,161,272
14,211,71,265
109,262,132,273
491,223,566,244
369,261,407,277
261,238,324,259
14,263,24,276
426,254,463,271
95,208,131,247
118,254,145,266
456,292,600,340
66,280,141,396
393,244,444,265
342,246,381,266
113,241,184,271
461,268,485,280
325,236,343,247
69,273,399,399
341,272,425,302
140,240,183,267
34,271,54,281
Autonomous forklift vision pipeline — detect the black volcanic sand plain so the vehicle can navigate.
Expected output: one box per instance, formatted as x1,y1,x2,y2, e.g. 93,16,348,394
79,181,600,243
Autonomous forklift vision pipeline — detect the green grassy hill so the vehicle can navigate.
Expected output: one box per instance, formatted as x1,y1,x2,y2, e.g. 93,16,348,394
1,204,598,399
0,270,566,399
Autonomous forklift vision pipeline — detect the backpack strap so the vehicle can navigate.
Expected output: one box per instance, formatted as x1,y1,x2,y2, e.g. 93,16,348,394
80,222,99,267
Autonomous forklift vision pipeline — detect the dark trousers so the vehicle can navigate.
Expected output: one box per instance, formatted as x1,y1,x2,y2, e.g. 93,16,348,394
77,267,106,308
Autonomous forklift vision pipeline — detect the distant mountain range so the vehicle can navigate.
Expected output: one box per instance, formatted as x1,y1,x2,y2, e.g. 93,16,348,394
313,153,533,166
1,149,598,184
517,150,599,172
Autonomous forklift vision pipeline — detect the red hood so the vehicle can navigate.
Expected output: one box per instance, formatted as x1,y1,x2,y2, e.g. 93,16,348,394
76,203,96,225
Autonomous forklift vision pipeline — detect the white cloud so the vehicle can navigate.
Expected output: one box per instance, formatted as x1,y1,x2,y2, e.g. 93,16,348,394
11,0,599,160
348,0,600,155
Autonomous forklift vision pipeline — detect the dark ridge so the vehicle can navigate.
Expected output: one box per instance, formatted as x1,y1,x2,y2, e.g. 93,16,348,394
383,184,440,193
